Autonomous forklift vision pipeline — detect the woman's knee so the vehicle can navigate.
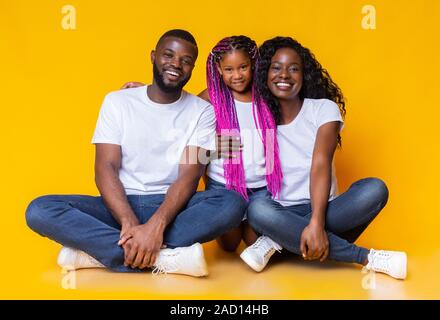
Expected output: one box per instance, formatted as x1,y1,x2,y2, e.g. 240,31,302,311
348,178,389,215
363,178,389,206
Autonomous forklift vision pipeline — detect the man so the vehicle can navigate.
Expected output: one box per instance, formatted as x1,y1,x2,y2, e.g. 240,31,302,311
25,29,246,277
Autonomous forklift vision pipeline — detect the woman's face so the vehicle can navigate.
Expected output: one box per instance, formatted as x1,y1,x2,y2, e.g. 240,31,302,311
267,47,303,100
217,49,253,94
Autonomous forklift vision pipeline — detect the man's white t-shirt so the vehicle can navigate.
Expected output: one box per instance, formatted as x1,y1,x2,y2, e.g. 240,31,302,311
207,100,267,188
276,98,344,206
92,85,216,195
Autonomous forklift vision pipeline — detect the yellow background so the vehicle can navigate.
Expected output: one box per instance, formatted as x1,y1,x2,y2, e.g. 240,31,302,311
1,0,439,299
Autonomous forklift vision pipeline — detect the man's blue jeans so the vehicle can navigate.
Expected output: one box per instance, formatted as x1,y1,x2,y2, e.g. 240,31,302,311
246,178,389,265
25,189,247,272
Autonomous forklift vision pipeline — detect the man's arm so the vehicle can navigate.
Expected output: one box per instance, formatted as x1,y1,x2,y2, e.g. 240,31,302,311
119,145,210,269
153,145,208,225
94,143,140,235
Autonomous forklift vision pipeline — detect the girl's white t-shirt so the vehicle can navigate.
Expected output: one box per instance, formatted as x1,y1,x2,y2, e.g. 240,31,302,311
207,100,267,188
276,98,344,206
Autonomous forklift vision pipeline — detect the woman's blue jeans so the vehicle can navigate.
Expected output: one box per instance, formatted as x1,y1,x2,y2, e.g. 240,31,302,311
246,178,389,265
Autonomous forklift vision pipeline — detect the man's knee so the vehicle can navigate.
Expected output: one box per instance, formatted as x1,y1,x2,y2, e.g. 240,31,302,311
25,195,57,232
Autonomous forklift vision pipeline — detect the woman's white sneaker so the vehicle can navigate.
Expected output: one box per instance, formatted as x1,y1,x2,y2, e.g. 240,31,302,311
365,249,407,279
152,243,208,277
57,247,105,271
240,236,282,272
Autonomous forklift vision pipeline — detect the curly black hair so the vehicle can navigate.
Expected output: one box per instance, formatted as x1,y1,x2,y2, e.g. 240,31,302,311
256,36,346,146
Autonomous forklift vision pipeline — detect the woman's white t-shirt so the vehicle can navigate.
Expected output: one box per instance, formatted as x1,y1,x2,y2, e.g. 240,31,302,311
276,98,344,206
207,100,267,188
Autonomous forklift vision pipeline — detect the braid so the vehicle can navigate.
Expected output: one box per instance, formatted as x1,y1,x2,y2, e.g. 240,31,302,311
207,36,283,199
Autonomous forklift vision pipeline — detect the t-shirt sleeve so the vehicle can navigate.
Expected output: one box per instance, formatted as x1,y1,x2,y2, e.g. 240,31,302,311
91,94,123,145
187,104,217,151
316,99,344,132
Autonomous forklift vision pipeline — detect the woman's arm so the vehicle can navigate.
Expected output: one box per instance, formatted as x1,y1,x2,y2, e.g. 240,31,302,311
300,121,342,262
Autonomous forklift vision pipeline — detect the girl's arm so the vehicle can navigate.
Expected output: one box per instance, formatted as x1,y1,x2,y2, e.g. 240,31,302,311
300,121,342,262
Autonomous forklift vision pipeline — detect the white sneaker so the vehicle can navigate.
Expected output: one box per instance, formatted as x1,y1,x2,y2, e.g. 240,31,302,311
240,236,282,272
152,243,208,277
365,249,407,280
57,247,105,271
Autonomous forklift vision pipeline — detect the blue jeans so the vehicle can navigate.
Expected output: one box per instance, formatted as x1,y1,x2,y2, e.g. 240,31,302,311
25,189,247,272
246,178,389,265
205,177,271,214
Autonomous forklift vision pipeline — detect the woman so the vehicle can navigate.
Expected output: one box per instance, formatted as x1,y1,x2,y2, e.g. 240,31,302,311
240,36,407,280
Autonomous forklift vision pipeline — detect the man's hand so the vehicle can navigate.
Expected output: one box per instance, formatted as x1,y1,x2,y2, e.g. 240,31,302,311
119,217,140,245
121,82,145,89
118,216,166,269
300,221,329,262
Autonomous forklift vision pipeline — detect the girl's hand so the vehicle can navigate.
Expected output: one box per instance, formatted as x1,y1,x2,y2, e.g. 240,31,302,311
211,134,242,160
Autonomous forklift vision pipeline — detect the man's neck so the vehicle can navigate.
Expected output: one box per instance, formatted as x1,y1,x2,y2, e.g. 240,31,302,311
147,83,182,104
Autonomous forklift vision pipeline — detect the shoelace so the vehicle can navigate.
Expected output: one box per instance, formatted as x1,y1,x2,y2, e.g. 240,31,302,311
77,251,103,267
252,237,281,259
369,250,391,273
152,252,181,275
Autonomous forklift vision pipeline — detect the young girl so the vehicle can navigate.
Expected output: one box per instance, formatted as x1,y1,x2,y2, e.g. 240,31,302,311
240,36,407,280
122,35,283,252
200,35,282,252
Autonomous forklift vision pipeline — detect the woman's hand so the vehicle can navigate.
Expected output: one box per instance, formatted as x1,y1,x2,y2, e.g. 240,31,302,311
300,220,329,262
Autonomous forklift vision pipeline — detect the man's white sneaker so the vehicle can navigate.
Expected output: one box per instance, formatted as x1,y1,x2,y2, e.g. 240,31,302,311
365,249,407,280
240,236,282,272
57,247,105,271
152,243,208,277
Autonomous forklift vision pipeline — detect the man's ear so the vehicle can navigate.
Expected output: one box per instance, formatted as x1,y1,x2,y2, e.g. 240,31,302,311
150,50,155,64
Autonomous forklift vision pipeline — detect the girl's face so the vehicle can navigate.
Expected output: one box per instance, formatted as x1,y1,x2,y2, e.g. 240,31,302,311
217,49,253,94
267,47,303,101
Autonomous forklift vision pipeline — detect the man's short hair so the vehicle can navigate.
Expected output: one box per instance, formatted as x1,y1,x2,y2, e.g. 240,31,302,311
157,29,197,48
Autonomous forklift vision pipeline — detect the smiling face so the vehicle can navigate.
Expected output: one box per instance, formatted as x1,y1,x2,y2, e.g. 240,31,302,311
267,47,303,101
151,36,198,93
217,49,253,94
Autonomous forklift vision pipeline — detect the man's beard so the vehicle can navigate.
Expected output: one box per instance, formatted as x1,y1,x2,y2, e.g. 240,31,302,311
153,63,190,94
